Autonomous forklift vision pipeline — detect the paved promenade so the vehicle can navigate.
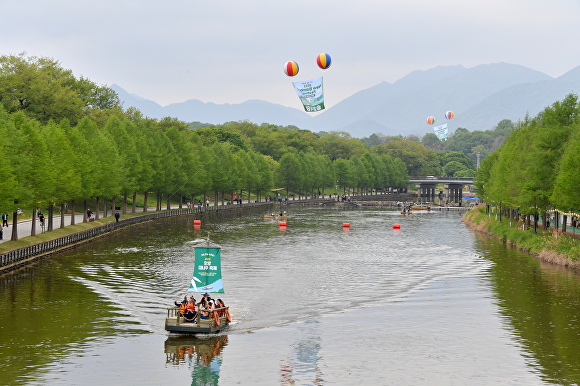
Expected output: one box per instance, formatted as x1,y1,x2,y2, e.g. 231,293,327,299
0,205,184,244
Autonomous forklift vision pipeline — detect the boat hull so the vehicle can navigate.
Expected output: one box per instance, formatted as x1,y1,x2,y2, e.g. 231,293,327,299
165,307,230,334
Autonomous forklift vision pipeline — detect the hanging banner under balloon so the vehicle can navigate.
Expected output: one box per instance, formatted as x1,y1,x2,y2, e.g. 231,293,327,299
291,77,325,113
433,123,449,141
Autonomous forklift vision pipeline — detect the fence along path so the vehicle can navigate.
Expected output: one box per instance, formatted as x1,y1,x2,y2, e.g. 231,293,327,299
0,203,271,273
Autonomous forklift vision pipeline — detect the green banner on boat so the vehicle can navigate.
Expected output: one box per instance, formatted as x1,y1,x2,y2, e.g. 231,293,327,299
187,247,224,293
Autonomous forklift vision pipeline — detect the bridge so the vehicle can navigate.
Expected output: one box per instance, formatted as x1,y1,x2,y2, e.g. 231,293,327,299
408,176,475,204
409,176,474,184
318,200,361,207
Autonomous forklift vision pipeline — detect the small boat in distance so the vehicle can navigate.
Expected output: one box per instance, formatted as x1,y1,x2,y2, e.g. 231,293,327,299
264,214,288,219
264,210,288,219
165,234,231,334
411,205,431,211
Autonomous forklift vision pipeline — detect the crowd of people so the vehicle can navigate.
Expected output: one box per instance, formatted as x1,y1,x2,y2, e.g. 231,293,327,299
173,293,229,324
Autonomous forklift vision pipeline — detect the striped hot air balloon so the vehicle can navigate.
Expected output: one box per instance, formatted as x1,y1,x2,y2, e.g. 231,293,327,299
284,61,299,77
316,53,332,69
445,111,455,120
426,116,436,125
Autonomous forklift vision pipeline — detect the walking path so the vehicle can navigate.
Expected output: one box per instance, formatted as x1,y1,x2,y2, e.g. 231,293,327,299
0,205,200,244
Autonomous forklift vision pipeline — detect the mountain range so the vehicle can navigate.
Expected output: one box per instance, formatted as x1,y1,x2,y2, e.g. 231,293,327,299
111,62,580,138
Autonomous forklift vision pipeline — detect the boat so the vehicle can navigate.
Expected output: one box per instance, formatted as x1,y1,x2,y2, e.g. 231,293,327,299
411,205,431,211
165,236,231,334
264,214,288,219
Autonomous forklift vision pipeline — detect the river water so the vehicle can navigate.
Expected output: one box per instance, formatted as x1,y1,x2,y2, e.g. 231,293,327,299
2,206,580,385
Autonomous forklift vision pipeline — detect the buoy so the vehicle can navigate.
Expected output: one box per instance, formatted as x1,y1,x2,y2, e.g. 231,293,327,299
342,223,350,228
279,221,287,227
393,224,401,229
193,220,201,225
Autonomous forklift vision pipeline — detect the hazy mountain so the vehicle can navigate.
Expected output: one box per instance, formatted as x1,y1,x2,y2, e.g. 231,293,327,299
313,63,554,137
112,62,580,138
111,84,313,128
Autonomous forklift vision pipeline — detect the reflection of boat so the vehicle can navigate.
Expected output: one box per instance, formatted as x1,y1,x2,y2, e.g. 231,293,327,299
165,237,231,334
165,335,228,383
164,335,229,365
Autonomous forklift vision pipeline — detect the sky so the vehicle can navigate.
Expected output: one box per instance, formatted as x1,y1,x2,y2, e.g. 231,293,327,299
2,0,580,110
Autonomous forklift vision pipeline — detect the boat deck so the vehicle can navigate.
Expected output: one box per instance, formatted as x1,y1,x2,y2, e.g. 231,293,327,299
165,307,230,334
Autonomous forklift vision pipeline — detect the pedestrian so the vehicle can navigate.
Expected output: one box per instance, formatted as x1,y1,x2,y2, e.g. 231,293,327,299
1,213,8,227
114,212,120,223
87,209,92,219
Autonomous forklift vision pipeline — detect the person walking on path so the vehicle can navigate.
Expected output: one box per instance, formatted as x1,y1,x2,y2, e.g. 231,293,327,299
114,212,120,223
1,213,8,227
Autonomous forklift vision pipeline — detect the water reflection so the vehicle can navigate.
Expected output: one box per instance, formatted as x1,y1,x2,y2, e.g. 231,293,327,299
280,320,323,385
165,335,228,386
5,208,580,384
476,234,580,384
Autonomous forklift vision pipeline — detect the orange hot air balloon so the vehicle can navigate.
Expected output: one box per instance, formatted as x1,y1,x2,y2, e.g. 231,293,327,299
426,116,436,125
445,111,455,120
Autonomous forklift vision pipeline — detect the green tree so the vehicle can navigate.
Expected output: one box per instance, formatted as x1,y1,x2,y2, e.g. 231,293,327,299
332,158,352,193
0,107,17,213
276,153,302,197
314,131,368,161
551,128,580,210
250,152,274,201
443,161,468,176
42,121,82,226
381,140,439,176
0,53,120,124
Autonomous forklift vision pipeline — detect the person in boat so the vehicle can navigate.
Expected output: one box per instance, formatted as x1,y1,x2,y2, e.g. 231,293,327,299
215,298,232,323
198,299,210,320
183,296,197,321
215,299,225,316
174,295,187,307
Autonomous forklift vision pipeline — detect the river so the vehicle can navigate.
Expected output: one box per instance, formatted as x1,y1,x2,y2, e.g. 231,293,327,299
1,206,580,385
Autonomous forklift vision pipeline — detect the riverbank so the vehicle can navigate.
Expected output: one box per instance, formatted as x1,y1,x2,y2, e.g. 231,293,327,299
462,205,580,269
0,202,274,274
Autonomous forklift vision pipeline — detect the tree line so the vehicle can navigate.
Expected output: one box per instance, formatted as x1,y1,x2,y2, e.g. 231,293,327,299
0,55,414,239
1,52,507,239
475,93,580,229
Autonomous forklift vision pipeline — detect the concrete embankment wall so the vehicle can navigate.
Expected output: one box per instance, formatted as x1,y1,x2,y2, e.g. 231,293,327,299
0,203,272,274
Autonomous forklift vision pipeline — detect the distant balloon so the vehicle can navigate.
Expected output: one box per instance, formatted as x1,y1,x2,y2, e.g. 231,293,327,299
316,53,332,69
284,61,299,77
445,111,455,120
426,116,436,125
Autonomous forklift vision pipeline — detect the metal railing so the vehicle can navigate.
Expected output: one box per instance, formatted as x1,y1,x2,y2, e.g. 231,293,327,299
0,202,271,271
